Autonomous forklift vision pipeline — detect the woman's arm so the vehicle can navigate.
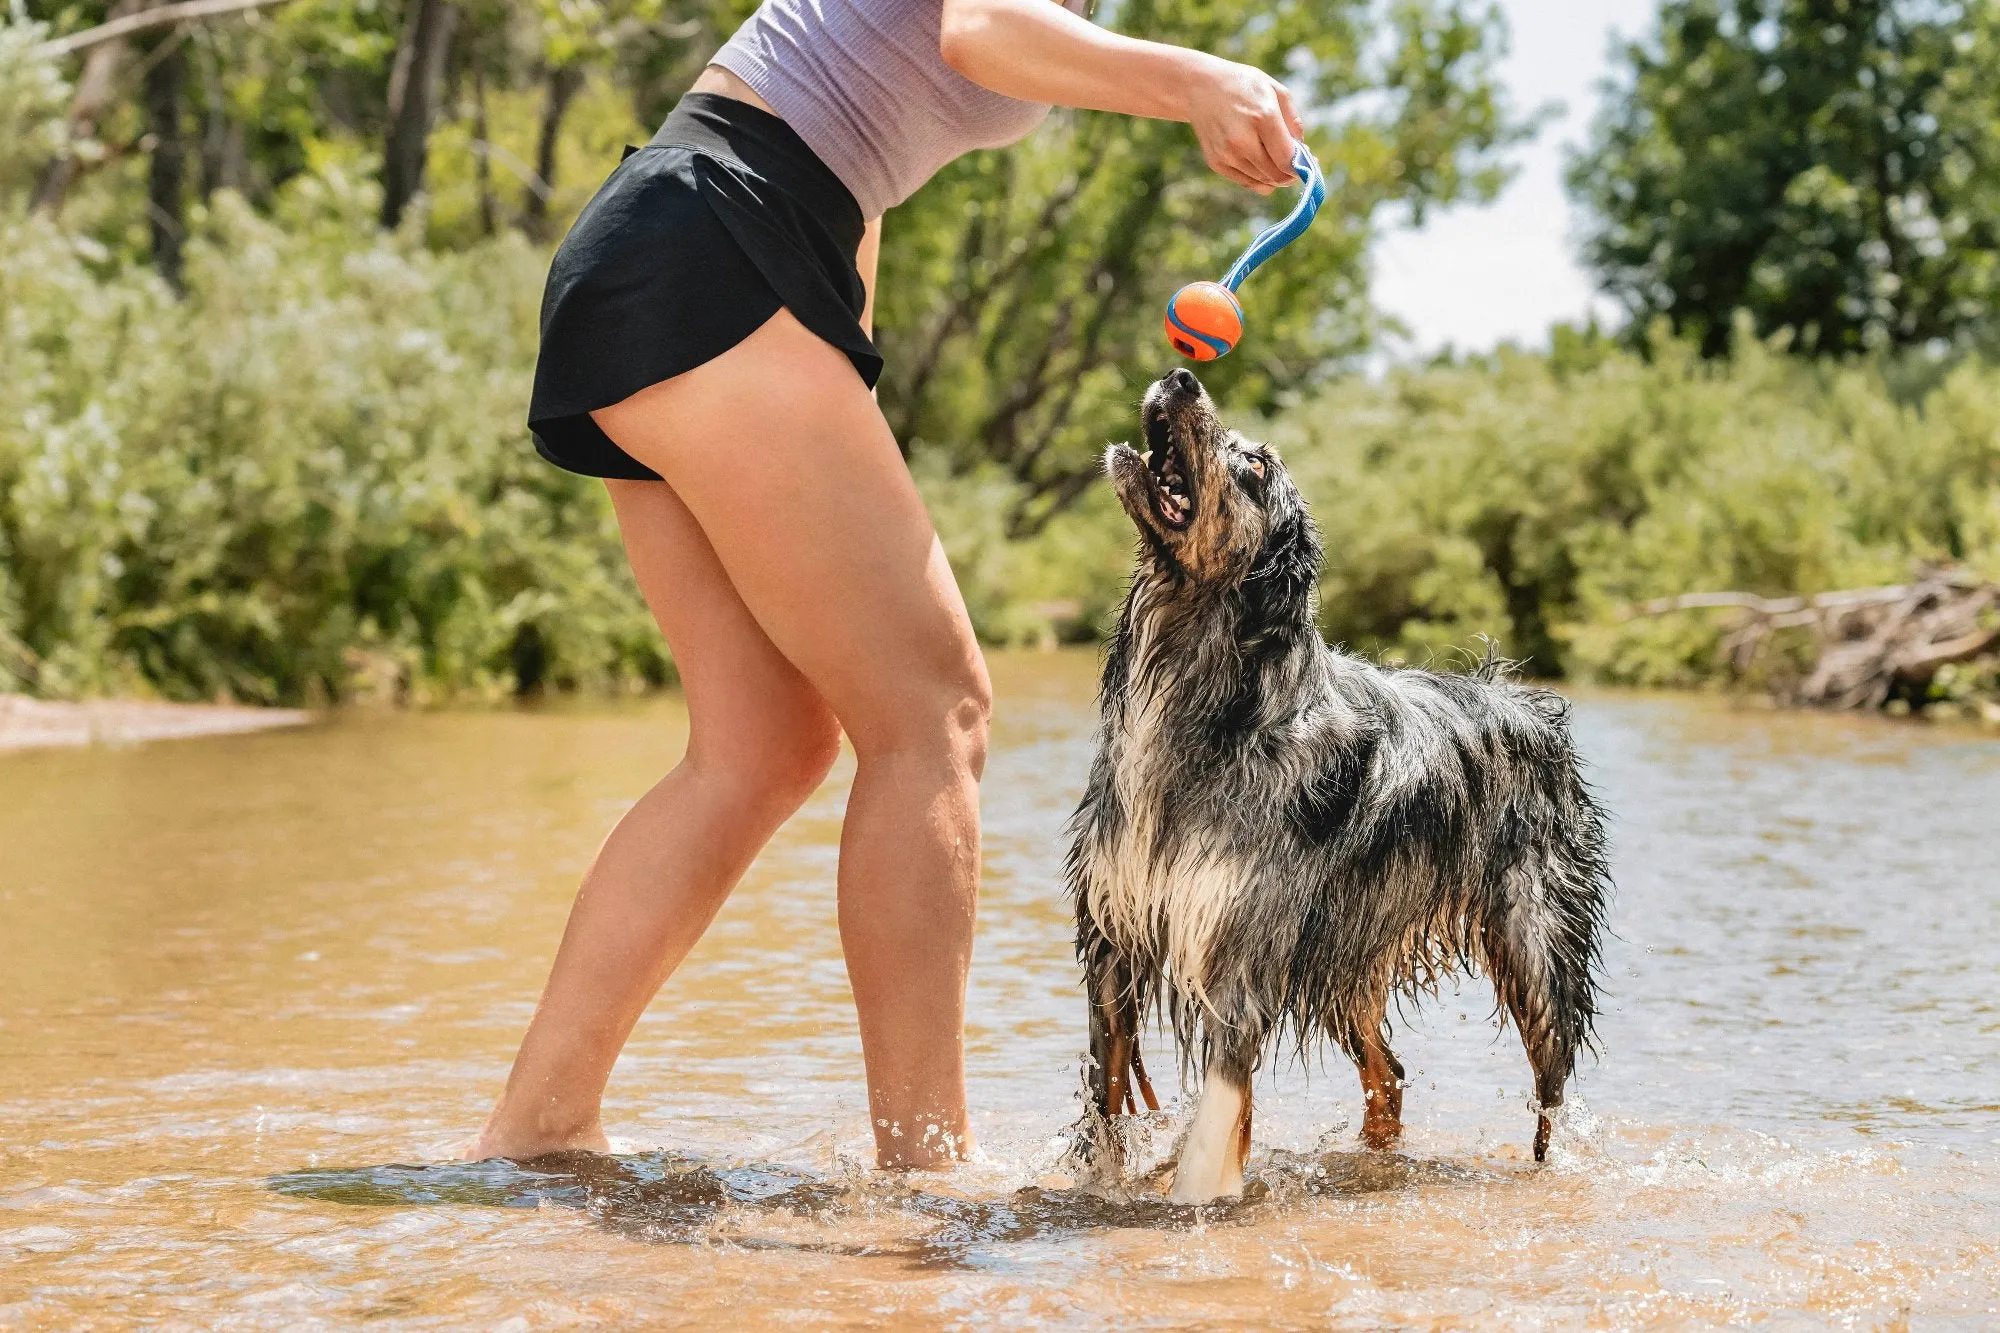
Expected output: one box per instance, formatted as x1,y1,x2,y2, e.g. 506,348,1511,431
939,0,1303,192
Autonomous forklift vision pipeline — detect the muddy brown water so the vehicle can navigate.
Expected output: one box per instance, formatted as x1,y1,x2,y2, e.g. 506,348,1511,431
2,652,1996,1328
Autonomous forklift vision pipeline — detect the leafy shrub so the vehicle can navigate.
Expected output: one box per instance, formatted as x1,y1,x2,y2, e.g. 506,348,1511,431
1299,333,1998,687
5,27,1995,711
0,21,70,209
0,173,664,702
940,327,2000,707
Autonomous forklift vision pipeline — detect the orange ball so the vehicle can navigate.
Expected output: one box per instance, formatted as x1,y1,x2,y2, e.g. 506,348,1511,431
1165,281,1244,361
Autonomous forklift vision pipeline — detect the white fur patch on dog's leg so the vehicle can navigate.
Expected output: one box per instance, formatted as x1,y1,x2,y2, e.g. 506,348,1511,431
1169,1067,1249,1203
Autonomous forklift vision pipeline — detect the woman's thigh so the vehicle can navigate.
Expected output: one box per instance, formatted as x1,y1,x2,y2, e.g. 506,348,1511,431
591,309,989,754
603,476,838,783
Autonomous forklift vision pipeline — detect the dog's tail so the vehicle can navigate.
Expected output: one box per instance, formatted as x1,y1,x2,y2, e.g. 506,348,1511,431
1485,699,1613,1161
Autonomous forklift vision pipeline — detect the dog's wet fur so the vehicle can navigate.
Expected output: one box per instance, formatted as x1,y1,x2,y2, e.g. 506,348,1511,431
1067,368,1612,1201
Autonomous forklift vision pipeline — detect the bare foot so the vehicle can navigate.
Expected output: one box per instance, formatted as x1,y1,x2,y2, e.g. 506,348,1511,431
459,1117,609,1161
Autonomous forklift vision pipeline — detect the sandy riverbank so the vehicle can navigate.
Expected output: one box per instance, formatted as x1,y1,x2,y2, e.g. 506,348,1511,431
0,695,311,752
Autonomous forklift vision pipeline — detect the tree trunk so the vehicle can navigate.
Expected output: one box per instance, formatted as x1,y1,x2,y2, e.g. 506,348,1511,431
1864,8,1914,348
30,0,151,216
143,33,190,293
197,105,249,198
380,0,458,230
195,33,249,199
522,63,584,241
471,62,496,235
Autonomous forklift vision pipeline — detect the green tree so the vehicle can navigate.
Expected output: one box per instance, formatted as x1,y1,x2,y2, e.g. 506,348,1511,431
876,0,1523,534
1569,0,2000,357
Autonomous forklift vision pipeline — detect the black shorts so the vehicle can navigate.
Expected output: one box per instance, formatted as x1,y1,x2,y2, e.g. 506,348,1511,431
527,92,881,480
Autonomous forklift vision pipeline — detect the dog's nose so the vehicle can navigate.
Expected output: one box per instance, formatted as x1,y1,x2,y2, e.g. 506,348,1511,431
1168,368,1200,395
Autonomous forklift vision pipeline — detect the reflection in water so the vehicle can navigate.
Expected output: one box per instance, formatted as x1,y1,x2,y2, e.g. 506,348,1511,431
2,652,1997,1327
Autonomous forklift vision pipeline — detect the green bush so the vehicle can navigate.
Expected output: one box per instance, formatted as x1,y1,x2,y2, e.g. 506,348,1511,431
0,174,666,703
0,22,69,210
5,28,1995,711
1276,330,2000,691
928,326,2000,715
9,176,1996,704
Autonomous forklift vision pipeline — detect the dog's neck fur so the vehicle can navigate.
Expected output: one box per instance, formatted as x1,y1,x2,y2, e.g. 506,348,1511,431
1103,555,1331,743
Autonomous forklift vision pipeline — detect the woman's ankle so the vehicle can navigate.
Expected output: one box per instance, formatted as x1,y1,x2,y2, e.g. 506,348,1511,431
873,1114,976,1170
462,1106,609,1161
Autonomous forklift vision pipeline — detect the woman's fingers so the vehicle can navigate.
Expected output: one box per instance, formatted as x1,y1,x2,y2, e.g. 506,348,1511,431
1187,56,1303,192
1193,118,1265,191
1217,123,1290,189
1254,108,1296,185
1277,83,1305,141
1233,84,1299,187
1202,140,1273,193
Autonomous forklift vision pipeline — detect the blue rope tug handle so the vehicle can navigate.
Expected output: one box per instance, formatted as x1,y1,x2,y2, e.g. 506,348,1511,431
1221,142,1325,293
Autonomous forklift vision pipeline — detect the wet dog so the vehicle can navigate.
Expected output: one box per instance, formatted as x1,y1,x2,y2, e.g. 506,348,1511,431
1066,368,1612,1202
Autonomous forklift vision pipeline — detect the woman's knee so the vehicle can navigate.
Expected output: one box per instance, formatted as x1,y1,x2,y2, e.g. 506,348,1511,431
949,675,993,779
846,658,992,780
686,695,843,817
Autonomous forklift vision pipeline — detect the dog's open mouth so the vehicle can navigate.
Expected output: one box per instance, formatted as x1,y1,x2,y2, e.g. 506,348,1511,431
1142,411,1194,530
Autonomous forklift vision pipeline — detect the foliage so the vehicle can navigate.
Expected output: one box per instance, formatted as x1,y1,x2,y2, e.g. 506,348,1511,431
16,0,719,242
16,0,1519,538
938,324,2000,714
0,19,70,208
1280,327,2000,694
7,12,1998,716
877,0,1525,534
0,164,664,703
1569,0,2000,357
6,162,1996,707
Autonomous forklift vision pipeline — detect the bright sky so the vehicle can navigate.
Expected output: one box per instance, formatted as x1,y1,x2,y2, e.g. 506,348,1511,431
1369,0,1659,355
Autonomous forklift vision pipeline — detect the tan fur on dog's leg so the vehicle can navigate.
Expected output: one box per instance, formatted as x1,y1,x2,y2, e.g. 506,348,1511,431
1356,1028,1405,1150
1170,1069,1249,1203
1130,1043,1160,1113
1088,963,1141,1120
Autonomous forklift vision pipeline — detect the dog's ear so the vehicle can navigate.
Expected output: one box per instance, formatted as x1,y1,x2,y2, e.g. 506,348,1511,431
1240,489,1322,633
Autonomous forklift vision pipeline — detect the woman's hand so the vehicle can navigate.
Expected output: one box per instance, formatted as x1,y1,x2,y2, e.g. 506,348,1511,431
1182,54,1305,194
939,0,1306,194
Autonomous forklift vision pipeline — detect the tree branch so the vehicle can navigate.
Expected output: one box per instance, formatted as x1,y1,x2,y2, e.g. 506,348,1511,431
1621,586,1913,620
33,0,300,58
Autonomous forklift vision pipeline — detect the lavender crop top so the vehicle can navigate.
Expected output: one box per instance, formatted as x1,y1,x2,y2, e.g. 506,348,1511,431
710,0,1084,219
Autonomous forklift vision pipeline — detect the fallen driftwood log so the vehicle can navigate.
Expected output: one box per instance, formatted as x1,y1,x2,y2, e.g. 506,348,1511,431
1624,566,2000,710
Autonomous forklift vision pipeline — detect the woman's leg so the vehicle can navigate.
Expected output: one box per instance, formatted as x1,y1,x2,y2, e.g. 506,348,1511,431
467,478,842,1160
589,309,990,1169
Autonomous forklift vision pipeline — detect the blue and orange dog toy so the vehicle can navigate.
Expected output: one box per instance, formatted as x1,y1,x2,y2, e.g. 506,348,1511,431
1164,142,1326,360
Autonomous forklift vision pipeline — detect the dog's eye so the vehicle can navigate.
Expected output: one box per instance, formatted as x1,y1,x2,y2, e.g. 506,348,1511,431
1247,457,1265,479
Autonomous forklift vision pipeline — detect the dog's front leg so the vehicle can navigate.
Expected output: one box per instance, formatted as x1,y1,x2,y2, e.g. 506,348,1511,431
1169,1065,1252,1203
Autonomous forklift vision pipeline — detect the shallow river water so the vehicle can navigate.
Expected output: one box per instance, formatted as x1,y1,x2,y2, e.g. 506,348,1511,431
2,651,1997,1329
